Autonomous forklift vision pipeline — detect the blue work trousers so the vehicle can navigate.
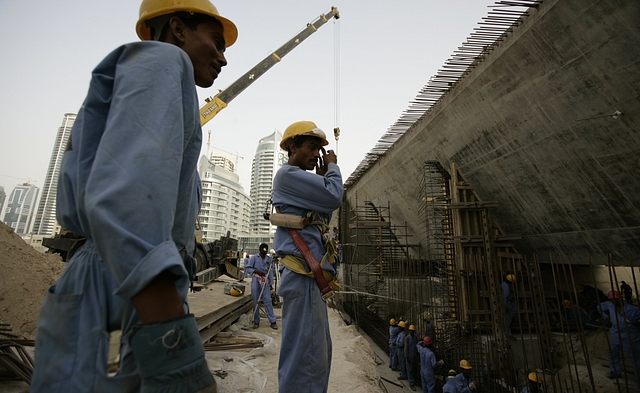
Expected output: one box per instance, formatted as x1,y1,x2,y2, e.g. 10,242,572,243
420,371,435,393
390,344,398,369
505,301,517,336
251,276,276,325
608,331,640,384
277,268,331,393
406,357,415,386
31,242,147,392
398,347,407,378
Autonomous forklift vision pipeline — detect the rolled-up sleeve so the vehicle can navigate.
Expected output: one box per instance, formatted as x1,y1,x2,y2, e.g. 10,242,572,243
83,44,196,299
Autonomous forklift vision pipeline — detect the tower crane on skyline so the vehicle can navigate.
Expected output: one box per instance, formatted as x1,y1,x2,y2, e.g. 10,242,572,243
206,130,244,171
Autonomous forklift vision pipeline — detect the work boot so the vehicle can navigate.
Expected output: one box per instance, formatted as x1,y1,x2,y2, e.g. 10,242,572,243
410,385,416,391
605,371,621,379
253,323,259,329
397,376,407,381
270,322,278,329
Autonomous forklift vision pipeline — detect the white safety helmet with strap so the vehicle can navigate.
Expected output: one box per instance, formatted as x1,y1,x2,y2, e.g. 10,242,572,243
280,121,329,151
136,0,238,46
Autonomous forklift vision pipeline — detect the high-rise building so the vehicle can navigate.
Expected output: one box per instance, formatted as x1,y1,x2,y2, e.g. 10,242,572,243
249,131,285,235
198,155,251,241
32,113,76,235
0,186,6,218
2,183,40,235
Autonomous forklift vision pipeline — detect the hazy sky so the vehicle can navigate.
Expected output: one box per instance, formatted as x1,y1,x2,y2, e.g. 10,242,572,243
0,0,495,195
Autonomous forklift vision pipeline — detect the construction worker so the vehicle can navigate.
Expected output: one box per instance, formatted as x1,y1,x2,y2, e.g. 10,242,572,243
455,359,477,392
502,273,518,340
272,120,343,393
243,253,250,272
396,321,408,380
521,371,544,393
562,299,591,326
442,369,457,393
389,318,400,371
416,336,444,393
597,290,640,384
424,314,435,343
404,324,418,391
245,243,277,329
621,281,633,304
30,1,237,392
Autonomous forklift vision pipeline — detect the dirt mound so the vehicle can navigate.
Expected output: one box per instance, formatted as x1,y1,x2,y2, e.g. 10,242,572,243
0,222,65,339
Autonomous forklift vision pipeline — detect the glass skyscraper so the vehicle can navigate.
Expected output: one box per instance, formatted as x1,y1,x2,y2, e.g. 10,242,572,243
32,113,76,235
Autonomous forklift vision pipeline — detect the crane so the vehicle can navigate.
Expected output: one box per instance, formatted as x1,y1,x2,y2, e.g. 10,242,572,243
199,6,340,125
206,131,244,170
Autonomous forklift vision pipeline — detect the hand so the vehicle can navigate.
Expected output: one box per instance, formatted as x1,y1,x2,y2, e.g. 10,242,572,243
469,381,477,390
438,359,445,365
316,148,337,176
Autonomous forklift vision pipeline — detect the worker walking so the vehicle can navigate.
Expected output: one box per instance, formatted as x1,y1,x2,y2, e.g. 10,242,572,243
521,371,544,393
245,243,277,329
416,336,444,393
455,360,478,392
502,274,518,340
597,290,640,385
442,369,457,393
272,121,343,393
243,253,250,272
30,1,237,392
396,321,408,380
621,281,633,304
389,318,400,371
404,324,418,391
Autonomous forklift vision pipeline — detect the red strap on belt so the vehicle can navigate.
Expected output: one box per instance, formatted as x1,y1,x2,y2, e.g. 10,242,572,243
286,227,334,300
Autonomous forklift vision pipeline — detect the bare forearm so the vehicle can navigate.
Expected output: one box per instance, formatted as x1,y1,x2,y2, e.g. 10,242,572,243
131,270,185,323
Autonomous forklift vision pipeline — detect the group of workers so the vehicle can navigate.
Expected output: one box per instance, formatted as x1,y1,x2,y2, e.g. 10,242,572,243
29,0,343,392
389,318,480,393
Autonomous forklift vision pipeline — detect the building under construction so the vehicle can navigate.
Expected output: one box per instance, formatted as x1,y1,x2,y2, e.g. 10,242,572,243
336,0,640,392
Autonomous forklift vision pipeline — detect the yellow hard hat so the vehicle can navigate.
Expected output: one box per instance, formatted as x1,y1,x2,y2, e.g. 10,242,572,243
229,286,243,296
562,299,572,309
506,274,516,283
409,325,416,331
448,369,457,378
390,318,396,326
528,372,542,383
576,284,584,293
424,314,432,322
398,321,406,328
136,0,238,46
280,121,329,150
459,359,472,370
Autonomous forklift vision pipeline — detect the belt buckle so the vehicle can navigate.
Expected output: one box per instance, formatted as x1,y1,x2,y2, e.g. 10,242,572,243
321,290,335,302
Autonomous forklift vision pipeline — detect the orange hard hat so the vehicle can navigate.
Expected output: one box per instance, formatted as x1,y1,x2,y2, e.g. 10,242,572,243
608,290,620,299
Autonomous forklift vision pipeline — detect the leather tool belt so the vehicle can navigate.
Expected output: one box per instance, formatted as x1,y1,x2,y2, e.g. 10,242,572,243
285,227,334,301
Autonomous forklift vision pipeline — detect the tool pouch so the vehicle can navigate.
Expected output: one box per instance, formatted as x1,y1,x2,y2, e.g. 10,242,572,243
130,314,214,393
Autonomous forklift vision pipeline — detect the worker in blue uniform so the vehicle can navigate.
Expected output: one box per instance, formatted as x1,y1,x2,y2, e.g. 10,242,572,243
396,321,408,380
442,369,457,393
455,359,477,392
416,336,444,393
597,290,640,385
272,121,343,393
502,274,518,340
389,318,400,370
562,299,591,326
30,1,237,392
404,324,418,391
245,243,277,329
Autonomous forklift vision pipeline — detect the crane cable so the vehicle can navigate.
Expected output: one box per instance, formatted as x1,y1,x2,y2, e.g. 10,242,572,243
333,17,340,155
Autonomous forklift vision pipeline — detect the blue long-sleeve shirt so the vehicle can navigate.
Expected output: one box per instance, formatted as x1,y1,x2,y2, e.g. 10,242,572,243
244,254,274,286
56,41,201,300
273,162,343,272
597,301,640,340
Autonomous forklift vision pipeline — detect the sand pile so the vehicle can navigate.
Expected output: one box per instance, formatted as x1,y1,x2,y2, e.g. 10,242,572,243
0,222,65,339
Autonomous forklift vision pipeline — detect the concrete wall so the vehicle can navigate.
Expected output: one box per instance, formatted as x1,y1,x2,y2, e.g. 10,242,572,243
346,0,640,264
